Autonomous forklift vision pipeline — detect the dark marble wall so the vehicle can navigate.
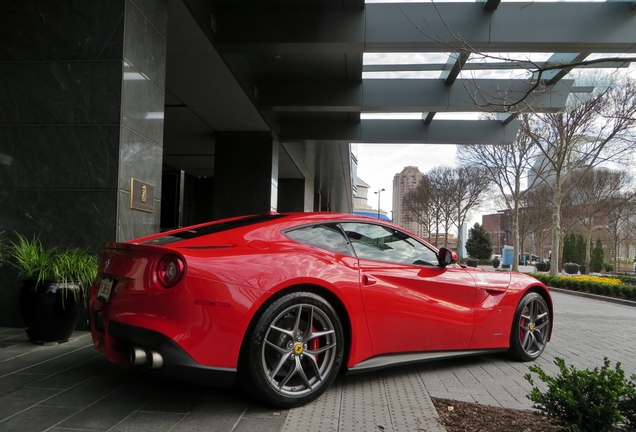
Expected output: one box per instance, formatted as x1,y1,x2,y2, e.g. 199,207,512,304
0,0,167,327
279,179,306,212
213,134,278,220
118,0,167,240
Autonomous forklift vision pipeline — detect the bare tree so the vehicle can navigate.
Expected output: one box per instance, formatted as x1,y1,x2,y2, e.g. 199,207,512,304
429,167,457,248
402,167,454,247
402,176,431,239
458,123,548,271
559,186,585,269
521,80,636,275
521,185,554,262
450,166,493,259
567,169,633,269
606,196,636,272
402,166,490,251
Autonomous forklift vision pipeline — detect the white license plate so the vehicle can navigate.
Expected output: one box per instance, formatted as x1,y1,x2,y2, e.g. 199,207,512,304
97,276,115,302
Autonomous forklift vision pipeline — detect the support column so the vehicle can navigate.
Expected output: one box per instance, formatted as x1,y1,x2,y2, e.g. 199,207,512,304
0,0,167,327
213,133,279,219
278,179,306,212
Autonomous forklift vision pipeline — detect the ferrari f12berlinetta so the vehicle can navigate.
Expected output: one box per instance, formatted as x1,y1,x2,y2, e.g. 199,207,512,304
90,212,552,407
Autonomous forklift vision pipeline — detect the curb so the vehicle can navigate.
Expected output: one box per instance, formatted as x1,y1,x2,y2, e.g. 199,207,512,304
548,287,636,308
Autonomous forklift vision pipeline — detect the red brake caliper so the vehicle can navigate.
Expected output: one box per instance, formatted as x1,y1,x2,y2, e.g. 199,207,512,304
311,326,319,360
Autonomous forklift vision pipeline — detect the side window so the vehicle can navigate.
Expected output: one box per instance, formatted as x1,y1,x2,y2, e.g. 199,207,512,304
285,223,352,256
340,222,438,266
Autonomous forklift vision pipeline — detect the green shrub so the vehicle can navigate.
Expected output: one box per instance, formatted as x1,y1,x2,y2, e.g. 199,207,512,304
615,275,636,284
620,384,636,431
602,262,614,272
525,357,635,432
590,239,604,272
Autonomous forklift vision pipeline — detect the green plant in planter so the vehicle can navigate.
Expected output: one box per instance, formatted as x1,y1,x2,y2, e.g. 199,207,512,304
465,257,479,267
9,233,55,285
9,233,98,300
9,233,99,344
51,246,99,301
563,262,579,275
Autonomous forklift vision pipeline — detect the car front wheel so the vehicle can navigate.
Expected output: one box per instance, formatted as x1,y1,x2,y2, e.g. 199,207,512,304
243,292,344,408
509,292,551,362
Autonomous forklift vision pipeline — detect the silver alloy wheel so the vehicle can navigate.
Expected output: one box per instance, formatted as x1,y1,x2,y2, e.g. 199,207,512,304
261,303,338,397
517,296,550,357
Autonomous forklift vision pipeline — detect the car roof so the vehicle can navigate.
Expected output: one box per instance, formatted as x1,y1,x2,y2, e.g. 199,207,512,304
131,212,408,247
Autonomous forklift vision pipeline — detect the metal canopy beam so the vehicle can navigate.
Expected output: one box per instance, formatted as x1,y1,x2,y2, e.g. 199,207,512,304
483,0,501,12
423,112,436,125
214,3,636,54
442,52,470,85
362,60,632,73
540,53,591,86
279,119,521,145
257,79,584,113
367,3,636,53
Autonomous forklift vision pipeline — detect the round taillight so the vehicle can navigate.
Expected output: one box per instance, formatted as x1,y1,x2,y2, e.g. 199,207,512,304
157,255,185,288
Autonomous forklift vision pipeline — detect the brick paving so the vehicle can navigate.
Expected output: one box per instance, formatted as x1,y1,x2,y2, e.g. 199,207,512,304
1,290,635,431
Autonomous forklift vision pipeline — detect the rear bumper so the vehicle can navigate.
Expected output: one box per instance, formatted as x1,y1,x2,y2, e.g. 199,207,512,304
106,321,237,388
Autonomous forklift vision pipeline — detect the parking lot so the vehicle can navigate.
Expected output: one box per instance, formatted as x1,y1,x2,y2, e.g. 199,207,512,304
1,290,635,432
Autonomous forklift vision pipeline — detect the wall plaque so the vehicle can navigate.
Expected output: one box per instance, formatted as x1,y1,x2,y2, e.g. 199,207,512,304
130,178,155,213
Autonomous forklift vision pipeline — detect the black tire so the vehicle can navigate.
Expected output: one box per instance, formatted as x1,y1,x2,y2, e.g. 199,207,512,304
509,292,551,362
241,292,344,408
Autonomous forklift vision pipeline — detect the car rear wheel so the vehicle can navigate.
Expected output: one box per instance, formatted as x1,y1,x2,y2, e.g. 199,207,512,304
242,292,344,408
509,292,551,362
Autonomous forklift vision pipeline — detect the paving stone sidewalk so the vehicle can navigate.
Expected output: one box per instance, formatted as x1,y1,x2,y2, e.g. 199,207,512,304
1,290,635,431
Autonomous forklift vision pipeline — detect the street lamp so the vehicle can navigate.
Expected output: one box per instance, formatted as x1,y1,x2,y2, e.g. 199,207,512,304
374,188,385,219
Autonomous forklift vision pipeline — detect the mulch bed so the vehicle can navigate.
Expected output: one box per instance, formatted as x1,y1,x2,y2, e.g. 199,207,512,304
432,398,563,432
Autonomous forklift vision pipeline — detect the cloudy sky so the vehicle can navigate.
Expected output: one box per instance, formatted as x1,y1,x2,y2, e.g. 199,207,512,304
354,143,495,228
354,142,456,216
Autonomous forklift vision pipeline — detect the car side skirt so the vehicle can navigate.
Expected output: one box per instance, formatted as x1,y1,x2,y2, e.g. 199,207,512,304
347,348,508,374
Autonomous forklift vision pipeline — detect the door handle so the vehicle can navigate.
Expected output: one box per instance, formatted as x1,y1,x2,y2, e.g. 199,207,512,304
362,275,377,285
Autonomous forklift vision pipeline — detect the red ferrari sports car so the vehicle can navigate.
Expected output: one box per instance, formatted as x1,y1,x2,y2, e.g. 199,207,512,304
89,212,552,407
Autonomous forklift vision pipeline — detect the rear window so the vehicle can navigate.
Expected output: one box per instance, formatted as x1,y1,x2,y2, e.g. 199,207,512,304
142,214,286,245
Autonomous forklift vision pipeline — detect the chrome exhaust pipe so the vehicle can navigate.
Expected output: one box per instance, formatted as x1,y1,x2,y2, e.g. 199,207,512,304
147,351,163,370
130,347,147,366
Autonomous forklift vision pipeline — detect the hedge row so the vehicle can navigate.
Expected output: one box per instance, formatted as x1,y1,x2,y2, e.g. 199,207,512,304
528,273,636,301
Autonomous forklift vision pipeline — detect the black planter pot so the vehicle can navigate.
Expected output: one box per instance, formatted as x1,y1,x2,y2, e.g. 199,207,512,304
492,259,500,269
579,265,587,275
18,280,83,344
466,260,479,268
563,263,579,275
535,262,549,272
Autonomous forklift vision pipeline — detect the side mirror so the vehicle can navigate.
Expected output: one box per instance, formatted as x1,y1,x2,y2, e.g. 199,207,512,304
437,247,458,267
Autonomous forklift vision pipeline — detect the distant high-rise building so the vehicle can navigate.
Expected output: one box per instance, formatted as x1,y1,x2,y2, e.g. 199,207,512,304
392,166,425,236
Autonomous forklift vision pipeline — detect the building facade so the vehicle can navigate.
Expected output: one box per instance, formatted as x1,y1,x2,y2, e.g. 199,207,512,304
482,213,510,257
392,166,426,237
353,178,390,221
